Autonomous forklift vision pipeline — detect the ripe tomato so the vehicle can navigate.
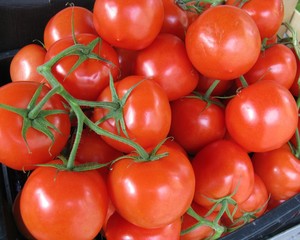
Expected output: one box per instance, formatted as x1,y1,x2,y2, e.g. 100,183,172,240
226,0,284,40
243,44,297,89
20,161,109,240
107,145,195,229
185,5,261,80
93,0,164,50
43,6,97,50
252,144,300,201
225,80,298,152
104,212,181,240
44,33,120,101
289,49,300,97
134,33,199,101
115,47,137,79
196,75,234,96
169,94,226,155
192,139,255,209
10,44,47,84
0,81,70,170
93,75,171,153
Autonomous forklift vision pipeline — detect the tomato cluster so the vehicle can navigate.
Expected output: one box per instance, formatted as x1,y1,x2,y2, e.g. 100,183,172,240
2,0,300,239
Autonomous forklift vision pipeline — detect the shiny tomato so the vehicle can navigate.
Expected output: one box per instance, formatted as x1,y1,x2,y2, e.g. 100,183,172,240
135,33,199,101
252,144,300,201
93,0,164,50
226,0,284,40
104,212,181,240
20,161,108,240
0,82,70,170
169,94,226,155
185,5,261,80
10,44,47,84
93,75,171,153
107,145,195,228
44,33,120,101
43,6,97,50
192,139,255,209
243,44,297,89
225,80,298,152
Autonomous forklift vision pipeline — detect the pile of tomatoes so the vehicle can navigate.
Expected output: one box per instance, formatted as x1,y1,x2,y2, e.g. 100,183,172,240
1,0,300,239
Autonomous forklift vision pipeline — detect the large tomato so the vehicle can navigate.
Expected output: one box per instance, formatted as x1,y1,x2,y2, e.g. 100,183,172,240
0,81,70,170
93,75,171,153
185,5,261,80
107,145,195,229
93,0,164,50
134,33,199,101
20,160,109,240
44,33,120,101
225,80,298,152
192,139,255,209
43,6,97,50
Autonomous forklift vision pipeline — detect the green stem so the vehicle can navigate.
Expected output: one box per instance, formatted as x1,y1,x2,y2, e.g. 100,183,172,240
204,79,220,99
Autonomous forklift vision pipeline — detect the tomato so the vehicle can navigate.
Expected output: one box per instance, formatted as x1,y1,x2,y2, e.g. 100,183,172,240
43,6,97,50
93,75,171,153
226,0,284,40
242,44,297,89
44,33,120,101
169,94,226,155
192,139,255,209
93,0,164,50
115,47,137,80
0,81,70,170
135,33,199,101
20,160,108,240
289,49,300,97
104,212,181,240
252,144,300,201
160,0,189,41
10,44,47,84
225,80,298,152
107,144,195,228
180,202,220,240
185,5,261,80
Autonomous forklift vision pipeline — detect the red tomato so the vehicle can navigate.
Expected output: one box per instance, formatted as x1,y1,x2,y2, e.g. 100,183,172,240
115,47,137,79
192,139,255,209
169,94,226,155
289,49,300,97
196,75,234,96
225,80,298,152
10,44,47,84
93,0,164,50
93,75,171,153
107,145,195,229
226,0,284,40
44,33,120,101
104,212,181,240
185,5,261,80
243,44,297,89
20,161,109,240
135,33,199,101
0,82,70,170
252,144,300,201
43,6,97,50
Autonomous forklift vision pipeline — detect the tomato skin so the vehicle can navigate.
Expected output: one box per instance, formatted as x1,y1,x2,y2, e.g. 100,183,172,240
107,145,195,229
243,44,297,89
43,6,97,50
169,94,226,155
105,212,181,240
20,161,109,240
44,33,120,101
0,82,70,170
225,80,298,152
252,144,300,201
226,0,284,40
93,75,171,153
10,44,47,84
185,5,261,80
93,0,164,50
192,139,255,209
289,49,300,97
135,33,199,101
